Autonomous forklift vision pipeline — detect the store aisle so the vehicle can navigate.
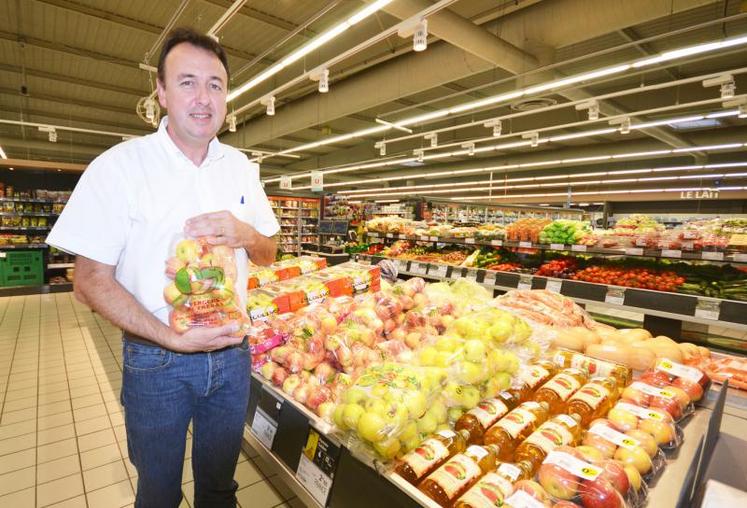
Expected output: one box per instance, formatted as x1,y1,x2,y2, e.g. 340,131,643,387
0,293,303,508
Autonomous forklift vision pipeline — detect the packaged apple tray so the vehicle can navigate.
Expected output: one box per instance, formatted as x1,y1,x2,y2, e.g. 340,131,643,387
247,255,327,289
246,262,381,359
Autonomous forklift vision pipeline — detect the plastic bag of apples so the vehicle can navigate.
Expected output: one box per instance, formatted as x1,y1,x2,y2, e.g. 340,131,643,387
164,236,251,337
619,378,694,423
606,401,684,451
644,358,710,404
526,446,646,508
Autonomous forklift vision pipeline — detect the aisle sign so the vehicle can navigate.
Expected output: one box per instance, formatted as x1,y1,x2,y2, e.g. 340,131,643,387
311,171,324,192
280,176,292,190
251,408,278,450
296,427,341,506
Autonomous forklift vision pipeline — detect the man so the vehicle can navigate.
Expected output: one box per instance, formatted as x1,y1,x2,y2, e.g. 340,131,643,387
46,27,279,508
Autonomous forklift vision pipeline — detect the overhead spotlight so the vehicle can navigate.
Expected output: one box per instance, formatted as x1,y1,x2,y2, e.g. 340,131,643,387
9,167,14,171
424,132,438,147
484,119,502,137
739,104,747,119
227,115,237,132
413,19,428,52
414,149,424,163
620,117,631,134
44,127,58,143
522,132,539,147
461,142,475,156
262,96,275,116
318,69,329,93
703,74,736,100
575,100,600,121
375,141,386,156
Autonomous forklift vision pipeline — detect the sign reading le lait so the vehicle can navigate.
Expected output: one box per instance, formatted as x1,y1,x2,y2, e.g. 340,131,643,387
680,190,719,200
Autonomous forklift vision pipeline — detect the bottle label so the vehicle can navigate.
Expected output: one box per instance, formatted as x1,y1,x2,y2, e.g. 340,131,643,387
589,423,640,450
569,381,610,410
655,359,703,383
630,381,676,399
437,429,456,439
542,373,582,401
524,421,573,454
544,451,601,481
428,453,483,499
519,365,549,389
468,398,510,429
466,445,489,461
456,472,512,507
401,438,449,479
495,407,537,439
497,462,522,482
615,402,669,421
556,414,578,428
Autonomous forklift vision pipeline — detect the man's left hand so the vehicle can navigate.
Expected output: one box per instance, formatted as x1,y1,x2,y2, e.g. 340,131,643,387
184,210,255,249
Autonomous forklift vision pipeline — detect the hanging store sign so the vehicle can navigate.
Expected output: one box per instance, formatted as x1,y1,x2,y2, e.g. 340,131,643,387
680,190,719,200
311,171,324,192
280,176,292,190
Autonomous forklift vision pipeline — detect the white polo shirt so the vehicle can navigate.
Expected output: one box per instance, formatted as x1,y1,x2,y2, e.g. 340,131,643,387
46,117,280,325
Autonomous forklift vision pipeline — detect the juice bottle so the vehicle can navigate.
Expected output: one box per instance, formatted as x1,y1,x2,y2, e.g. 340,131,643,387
513,413,583,474
531,368,588,414
566,376,619,426
395,429,471,485
453,461,534,508
509,360,557,400
419,444,500,506
553,350,632,391
483,401,550,461
455,390,521,445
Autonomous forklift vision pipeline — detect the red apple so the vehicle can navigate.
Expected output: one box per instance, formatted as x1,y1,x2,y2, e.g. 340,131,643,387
576,445,605,463
513,480,551,503
623,465,642,492
672,377,703,402
639,370,670,387
624,429,658,458
639,419,675,446
270,366,289,387
613,445,652,475
582,433,618,459
538,463,579,500
599,459,630,496
607,407,639,432
553,502,582,508
663,386,691,409
579,478,624,508
306,385,332,412
292,383,311,404
649,396,682,420
621,386,650,407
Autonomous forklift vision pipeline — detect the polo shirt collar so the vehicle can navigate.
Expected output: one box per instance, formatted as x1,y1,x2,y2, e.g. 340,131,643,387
157,116,225,167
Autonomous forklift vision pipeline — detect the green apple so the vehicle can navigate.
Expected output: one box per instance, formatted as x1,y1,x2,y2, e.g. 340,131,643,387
460,386,481,409
373,437,401,460
416,413,438,435
358,412,388,443
447,407,464,423
175,239,201,263
344,387,368,405
399,421,418,442
418,347,438,366
342,404,365,429
333,404,346,428
428,399,448,423
403,391,427,419
464,340,486,362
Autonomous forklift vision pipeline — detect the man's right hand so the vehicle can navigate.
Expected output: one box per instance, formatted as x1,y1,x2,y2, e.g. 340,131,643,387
166,322,244,353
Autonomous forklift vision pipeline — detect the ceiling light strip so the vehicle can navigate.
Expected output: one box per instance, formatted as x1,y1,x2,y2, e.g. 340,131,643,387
450,186,746,201
261,32,747,160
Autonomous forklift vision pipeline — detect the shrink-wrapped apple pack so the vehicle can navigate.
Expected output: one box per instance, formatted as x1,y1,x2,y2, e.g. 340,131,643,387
163,236,250,336
607,401,684,450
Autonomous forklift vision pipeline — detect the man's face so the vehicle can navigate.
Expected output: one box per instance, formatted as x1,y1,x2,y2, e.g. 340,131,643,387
157,43,228,147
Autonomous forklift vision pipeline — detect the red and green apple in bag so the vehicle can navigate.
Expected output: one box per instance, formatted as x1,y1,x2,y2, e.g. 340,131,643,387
164,236,250,336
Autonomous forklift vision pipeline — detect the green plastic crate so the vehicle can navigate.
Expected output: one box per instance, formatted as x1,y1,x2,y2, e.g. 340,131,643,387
0,250,44,287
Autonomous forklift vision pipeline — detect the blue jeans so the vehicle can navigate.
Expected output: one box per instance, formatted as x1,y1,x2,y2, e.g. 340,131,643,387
121,338,251,508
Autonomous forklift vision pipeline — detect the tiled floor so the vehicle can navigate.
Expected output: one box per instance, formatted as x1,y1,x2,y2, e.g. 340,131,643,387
0,292,306,508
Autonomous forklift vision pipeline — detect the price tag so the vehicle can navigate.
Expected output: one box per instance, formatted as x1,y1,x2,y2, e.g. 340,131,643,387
615,402,668,421
410,262,424,275
505,489,547,508
701,251,724,261
662,249,682,258
605,288,625,306
544,451,601,481
571,244,587,252
546,280,562,293
695,307,720,320
450,268,464,280
550,243,565,250
396,259,409,272
735,253,747,262
397,234,405,239
517,276,532,290
250,409,277,449
630,381,675,398
589,423,640,450
519,241,532,248
385,233,393,238
419,235,429,242
296,427,341,506
431,264,448,278
465,269,478,282
625,248,644,256
656,358,704,383
429,236,439,242
490,239,503,246
368,232,378,238
465,238,475,244
483,272,497,286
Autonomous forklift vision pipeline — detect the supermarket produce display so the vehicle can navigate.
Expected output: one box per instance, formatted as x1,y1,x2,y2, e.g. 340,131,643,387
240,269,739,508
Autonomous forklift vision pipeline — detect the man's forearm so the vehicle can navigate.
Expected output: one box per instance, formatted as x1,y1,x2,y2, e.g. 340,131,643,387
76,268,176,347
245,229,277,265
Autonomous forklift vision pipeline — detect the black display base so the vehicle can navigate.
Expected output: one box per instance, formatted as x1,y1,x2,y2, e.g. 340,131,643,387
0,282,73,297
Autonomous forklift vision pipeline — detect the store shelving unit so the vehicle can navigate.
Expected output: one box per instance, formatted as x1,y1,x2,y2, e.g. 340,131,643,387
427,200,584,224
270,196,320,256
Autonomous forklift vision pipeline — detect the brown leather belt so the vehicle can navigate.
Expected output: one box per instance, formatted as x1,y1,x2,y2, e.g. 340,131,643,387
122,331,248,353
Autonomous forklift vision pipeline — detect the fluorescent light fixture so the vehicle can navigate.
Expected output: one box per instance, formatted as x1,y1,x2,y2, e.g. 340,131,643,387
227,0,393,102
669,118,722,130
318,68,329,93
413,19,428,52
0,146,6,159
376,118,413,134
375,199,400,203
227,115,237,132
262,33,747,162
450,186,742,201
425,132,438,147
262,96,275,116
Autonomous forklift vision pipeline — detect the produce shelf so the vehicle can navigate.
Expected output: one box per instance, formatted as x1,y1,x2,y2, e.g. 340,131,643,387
242,372,733,508
365,232,747,263
0,243,47,249
357,254,747,330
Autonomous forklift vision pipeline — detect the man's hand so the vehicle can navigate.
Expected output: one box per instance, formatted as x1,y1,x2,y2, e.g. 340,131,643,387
184,210,252,249
184,210,277,265
166,322,244,353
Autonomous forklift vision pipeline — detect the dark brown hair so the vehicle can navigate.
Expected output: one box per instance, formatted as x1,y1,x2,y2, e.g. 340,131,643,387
157,27,230,85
